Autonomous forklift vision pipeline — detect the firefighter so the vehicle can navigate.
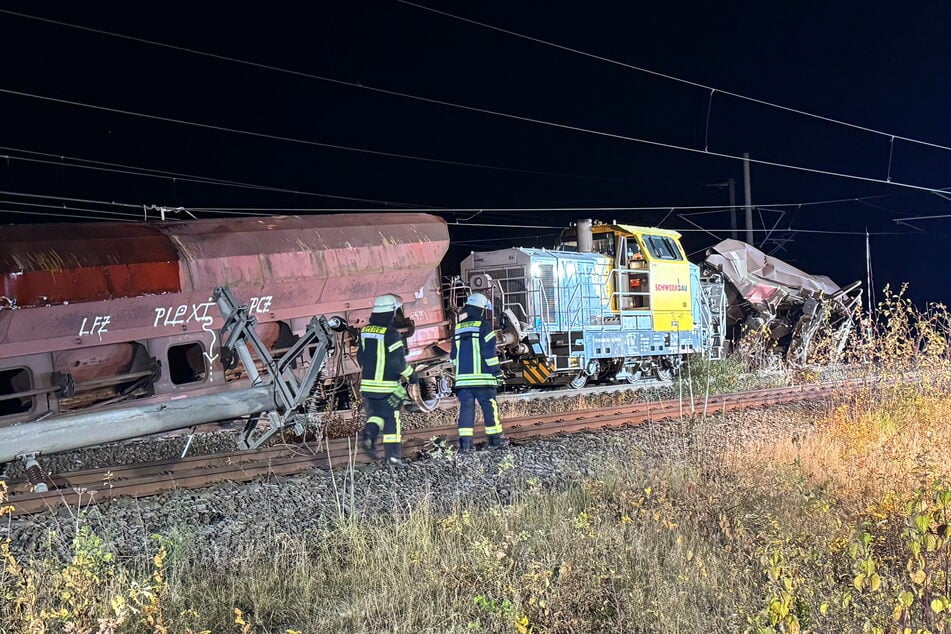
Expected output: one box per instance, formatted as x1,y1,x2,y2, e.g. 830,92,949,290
358,293,416,468
451,292,509,452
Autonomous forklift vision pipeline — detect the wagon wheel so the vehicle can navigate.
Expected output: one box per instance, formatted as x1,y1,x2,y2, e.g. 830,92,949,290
409,373,452,413
410,379,440,413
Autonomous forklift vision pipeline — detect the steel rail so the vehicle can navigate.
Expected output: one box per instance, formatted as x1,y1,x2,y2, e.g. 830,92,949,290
4,377,889,517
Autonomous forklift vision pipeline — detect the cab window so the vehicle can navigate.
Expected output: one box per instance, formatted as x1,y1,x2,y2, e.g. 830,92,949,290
590,233,615,256
643,235,682,261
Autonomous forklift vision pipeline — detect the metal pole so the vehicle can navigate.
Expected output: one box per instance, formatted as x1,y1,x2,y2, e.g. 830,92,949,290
728,178,737,240
0,387,278,465
743,153,754,245
865,228,874,315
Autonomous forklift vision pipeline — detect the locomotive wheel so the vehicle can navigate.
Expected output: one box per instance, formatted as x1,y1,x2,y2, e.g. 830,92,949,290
625,369,644,384
568,372,588,389
654,367,673,381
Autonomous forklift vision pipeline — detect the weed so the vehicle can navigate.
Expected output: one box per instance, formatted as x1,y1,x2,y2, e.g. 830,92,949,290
497,453,516,475
424,435,458,462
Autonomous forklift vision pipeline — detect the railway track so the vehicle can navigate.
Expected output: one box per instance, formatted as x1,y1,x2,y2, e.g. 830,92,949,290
4,377,885,517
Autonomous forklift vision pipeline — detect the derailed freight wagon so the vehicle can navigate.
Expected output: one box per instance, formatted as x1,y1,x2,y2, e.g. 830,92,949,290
0,213,453,468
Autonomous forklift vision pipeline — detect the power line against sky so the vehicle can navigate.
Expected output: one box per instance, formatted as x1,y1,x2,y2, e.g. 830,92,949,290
2,8,951,201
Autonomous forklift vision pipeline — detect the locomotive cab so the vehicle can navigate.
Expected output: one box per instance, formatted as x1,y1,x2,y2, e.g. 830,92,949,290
564,221,695,331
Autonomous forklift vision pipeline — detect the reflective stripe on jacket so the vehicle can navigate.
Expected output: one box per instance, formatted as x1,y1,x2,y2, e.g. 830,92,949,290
451,311,500,388
358,323,413,394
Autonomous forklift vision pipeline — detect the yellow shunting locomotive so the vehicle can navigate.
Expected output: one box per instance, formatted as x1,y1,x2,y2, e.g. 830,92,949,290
458,219,727,388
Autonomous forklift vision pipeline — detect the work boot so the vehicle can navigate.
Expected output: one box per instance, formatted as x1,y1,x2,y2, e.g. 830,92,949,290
459,437,475,454
361,433,379,460
384,443,409,468
487,434,510,449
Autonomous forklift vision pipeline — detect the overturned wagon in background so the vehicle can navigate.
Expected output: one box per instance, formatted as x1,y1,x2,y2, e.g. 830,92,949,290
704,239,862,365
0,213,452,468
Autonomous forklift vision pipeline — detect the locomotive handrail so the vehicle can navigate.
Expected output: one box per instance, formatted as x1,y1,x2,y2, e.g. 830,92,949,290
564,278,584,331
609,264,652,313
531,277,554,361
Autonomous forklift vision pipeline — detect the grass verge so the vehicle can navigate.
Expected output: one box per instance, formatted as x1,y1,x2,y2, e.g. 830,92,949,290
4,372,951,633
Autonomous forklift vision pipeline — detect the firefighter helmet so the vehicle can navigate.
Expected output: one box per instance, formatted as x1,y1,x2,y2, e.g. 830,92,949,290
372,294,403,313
466,292,493,310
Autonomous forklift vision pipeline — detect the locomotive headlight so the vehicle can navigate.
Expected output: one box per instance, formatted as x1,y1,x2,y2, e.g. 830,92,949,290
530,263,541,278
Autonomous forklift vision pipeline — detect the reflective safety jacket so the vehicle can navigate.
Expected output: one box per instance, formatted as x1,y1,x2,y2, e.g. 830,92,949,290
451,307,501,388
358,314,414,396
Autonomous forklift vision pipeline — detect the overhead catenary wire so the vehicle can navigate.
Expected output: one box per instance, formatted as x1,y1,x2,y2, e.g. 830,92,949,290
678,214,723,242
856,198,909,217
0,14,712,190
0,207,137,222
0,188,141,209
0,189,415,221
0,184,925,226
453,223,917,236
395,1,951,154
892,212,951,222
3,12,947,233
452,233,562,245
8,6,951,247
5,85,951,199
10,5,951,158
0,95,692,193
1,145,407,199
0,199,920,237
0,198,268,220
0,145,713,209
0,197,142,219
0,151,433,208
464,223,919,236
420,217,922,235
855,199,926,233
12,8,951,240
184,192,938,213
677,227,912,236
447,221,563,229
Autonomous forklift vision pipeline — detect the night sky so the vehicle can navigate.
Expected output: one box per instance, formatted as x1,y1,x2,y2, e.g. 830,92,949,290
2,2,950,305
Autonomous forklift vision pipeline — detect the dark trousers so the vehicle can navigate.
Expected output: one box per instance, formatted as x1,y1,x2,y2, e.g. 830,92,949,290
457,386,503,441
362,395,402,445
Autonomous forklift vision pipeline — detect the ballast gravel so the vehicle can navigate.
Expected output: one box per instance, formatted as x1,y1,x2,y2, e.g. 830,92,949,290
2,384,682,479
3,399,831,567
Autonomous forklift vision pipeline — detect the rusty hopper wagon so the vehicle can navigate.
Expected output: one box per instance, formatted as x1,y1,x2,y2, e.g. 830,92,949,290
0,213,452,471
